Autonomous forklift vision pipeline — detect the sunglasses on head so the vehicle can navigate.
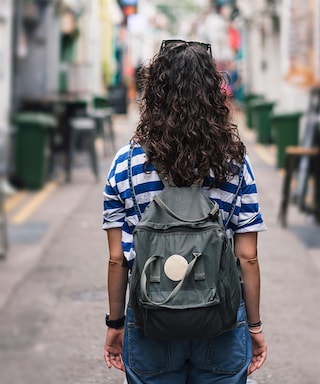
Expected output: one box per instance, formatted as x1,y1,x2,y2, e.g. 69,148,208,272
160,39,212,57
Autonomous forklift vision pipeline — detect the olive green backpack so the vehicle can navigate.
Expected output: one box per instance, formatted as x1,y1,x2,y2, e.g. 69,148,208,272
128,144,243,340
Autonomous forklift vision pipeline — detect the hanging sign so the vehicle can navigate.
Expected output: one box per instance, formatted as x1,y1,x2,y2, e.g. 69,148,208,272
284,0,315,86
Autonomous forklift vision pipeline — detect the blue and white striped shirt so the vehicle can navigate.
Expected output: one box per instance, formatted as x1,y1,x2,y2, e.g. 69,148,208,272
103,143,266,266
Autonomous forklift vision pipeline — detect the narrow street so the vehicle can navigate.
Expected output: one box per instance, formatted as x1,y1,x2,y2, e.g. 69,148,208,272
0,104,319,384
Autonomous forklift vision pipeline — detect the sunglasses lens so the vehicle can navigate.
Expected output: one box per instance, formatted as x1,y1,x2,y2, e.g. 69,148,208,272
161,40,211,56
162,40,184,49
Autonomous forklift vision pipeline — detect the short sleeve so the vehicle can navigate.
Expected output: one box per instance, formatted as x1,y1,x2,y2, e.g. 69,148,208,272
102,153,126,230
236,157,266,233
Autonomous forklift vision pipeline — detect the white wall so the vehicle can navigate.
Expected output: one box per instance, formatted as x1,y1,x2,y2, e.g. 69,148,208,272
68,0,117,96
0,0,13,136
278,0,309,112
246,20,265,95
46,5,61,95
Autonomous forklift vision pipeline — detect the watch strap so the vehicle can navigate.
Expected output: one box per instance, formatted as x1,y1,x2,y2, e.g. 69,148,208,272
105,314,126,329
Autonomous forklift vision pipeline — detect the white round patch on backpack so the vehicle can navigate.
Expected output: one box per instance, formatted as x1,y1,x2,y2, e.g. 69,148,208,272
164,254,188,281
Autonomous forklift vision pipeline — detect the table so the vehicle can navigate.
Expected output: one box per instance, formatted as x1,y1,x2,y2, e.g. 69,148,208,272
279,146,320,226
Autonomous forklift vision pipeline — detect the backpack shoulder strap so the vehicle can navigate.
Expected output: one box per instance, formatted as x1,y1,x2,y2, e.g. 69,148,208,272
224,163,244,228
129,142,244,226
128,142,173,220
141,142,173,186
128,142,142,220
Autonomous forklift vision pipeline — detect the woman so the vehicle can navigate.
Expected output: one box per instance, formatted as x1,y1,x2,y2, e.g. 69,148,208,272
102,39,267,383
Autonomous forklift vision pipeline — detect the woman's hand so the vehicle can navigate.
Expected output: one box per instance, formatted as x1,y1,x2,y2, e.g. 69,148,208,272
248,332,267,375
104,328,125,372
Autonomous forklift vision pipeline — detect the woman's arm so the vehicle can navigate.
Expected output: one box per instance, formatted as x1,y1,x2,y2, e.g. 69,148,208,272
107,228,128,319
104,227,128,372
234,232,260,323
234,231,267,375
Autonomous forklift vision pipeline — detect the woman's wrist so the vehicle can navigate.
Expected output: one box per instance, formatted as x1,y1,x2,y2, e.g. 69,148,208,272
247,319,262,328
105,314,126,329
248,320,263,334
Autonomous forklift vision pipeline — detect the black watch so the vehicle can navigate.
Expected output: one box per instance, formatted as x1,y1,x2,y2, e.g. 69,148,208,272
105,314,126,329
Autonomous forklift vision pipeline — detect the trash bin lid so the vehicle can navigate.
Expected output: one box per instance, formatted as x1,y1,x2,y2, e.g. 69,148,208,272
270,111,303,120
249,99,275,109
12,112,57,128
244,94,264,101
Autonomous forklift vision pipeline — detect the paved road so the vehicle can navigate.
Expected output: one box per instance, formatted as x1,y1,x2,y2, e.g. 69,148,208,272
0,105,319,384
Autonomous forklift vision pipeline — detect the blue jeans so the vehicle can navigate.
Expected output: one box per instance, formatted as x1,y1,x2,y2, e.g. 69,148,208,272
123,301,252,383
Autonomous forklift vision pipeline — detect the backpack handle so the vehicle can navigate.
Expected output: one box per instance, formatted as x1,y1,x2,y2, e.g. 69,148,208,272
153,194,219,223
140,252,201,306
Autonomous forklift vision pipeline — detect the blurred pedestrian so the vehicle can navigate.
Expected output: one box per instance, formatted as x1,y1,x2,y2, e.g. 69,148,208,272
102,39,267,383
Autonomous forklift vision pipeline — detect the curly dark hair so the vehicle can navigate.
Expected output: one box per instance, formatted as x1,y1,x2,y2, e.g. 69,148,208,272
132,41,246,187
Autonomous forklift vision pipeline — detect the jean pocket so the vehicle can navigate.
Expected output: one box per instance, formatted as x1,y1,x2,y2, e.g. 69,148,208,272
126,321,171,377
207,302,248,374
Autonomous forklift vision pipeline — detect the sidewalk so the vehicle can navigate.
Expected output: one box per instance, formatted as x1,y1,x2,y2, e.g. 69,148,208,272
0,104,319,384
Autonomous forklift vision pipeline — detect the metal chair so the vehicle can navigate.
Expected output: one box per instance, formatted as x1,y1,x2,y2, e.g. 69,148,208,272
67,117,99,182
88,96,115,156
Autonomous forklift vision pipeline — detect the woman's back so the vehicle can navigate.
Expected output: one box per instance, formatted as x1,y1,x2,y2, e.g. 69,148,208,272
103,39,267,383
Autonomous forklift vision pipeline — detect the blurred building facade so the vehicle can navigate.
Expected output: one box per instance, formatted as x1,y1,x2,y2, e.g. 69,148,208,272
9,0,124,111
0,0,126,188
1,0,319,162
237,0,320,112
122,0,320,113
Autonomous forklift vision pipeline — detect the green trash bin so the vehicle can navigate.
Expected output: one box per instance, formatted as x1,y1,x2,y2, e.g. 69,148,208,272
244,94,264,129
271,111,303,168
12,112,56,189
251,100,275,144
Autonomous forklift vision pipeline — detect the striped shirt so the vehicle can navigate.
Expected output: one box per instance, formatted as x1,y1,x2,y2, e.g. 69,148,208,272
103,143,266,267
